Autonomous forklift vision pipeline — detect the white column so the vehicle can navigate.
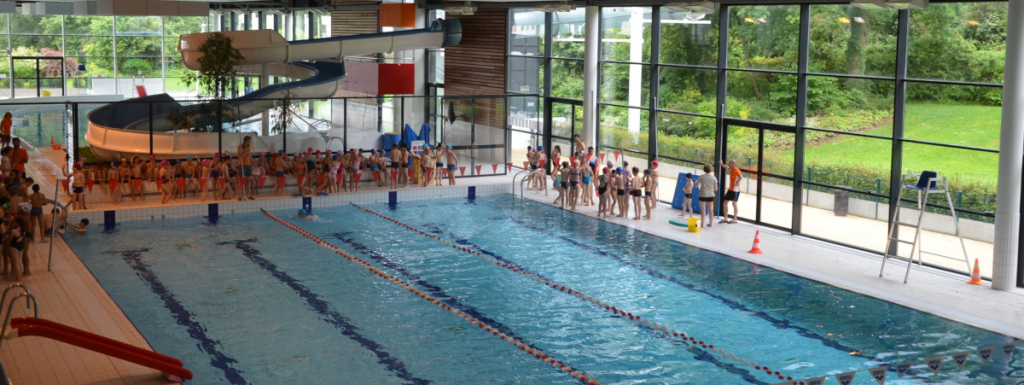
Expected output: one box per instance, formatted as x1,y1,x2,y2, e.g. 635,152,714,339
582,7,599,148
261,63,270,136
627,8,643,134
993,0,1024,291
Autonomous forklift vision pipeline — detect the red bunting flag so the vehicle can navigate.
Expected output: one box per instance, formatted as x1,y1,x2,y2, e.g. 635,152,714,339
372,170,380,183
199,178,208,189
506,163,512,171
155,179,164,190
239,177,249,190
108,179,118,190
492,164,498,174
59,179,69,193
258,176,267,188
459,166,466,176
600,152,606,163
613,151,620,162
522,161,528,169
475,165,481,175
177,178,186,191
276,176,285,188
86,179,95,193
297,175,305,188
408,169,415,178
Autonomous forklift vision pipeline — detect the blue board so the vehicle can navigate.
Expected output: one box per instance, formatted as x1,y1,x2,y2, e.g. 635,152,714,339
671,172,702,213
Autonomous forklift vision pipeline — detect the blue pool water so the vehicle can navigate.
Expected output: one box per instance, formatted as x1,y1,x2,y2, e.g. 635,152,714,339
67,194,1021,384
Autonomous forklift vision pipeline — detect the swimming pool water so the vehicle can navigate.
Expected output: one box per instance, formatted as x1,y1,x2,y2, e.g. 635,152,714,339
66,194,1021,384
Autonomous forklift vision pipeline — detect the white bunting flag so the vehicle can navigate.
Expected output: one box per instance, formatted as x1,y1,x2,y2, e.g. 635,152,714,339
978,346,996,364
952,351,970,369
896,362,912,378
804,376,826,385
836,371,857,385
869,366,888,384
925,356,944,375
1002,341,1018,359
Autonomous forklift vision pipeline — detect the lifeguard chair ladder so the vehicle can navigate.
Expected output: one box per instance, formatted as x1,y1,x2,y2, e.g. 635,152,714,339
879,172,971,283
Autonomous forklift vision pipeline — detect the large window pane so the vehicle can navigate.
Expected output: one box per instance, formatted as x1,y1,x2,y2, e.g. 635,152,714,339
116,16,162,35
905,83,1001,150
117,57,161,78
601,63,650,107
659,7,718,66
900,143,995,276
804,132,892,196
551,59,583,100
117,36,162,57
728,5,800,71
64,36,114,57
11,35,62,53
510,9,544,56
10,14,61,35
165,16,207,36
806,76,894,136
65,15,113,35
295,11,309,40
809,5,898,77
725,72,795,124
553,9,585,58
802,194,892,254
599,104,649,156
908,2,1007,83
600,7,651,63
507,56,542,94
658,66,716,114
655,113,716,202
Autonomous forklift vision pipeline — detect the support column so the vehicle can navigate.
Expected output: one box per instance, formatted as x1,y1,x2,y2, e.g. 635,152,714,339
582,6,599,148
993,0,1024,291
261,63,270,136
627,8,643,134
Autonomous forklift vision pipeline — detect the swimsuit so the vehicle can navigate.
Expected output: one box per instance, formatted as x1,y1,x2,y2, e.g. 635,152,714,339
448,164,456,171
617,189,625,195
211,170,221,178
435,161,443,167
632,190,642,197
645,191,652,197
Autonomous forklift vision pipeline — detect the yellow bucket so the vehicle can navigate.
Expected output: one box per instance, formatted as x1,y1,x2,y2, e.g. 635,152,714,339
688,217,700,233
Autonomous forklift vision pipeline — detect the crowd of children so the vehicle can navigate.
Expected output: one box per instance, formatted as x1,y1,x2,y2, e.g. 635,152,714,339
69,142,463,206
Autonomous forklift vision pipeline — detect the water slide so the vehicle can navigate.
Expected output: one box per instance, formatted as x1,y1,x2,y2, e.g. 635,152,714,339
85,19,462,160
5,317,193,382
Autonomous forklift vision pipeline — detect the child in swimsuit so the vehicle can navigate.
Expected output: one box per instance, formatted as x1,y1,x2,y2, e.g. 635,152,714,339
552,161,565,206
107,162,121,205
679,172,694,218
581,163,594,207
643,169,654,220
631,167,643,220
597,167,609,218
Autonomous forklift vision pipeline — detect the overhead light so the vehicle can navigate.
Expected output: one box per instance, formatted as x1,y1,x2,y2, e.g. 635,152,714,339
851,0,888,11
886,0,927,9
663,2,715,13
531,4,574,12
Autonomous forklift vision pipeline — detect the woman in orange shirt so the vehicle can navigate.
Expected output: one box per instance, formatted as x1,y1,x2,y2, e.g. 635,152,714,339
0,112,12,148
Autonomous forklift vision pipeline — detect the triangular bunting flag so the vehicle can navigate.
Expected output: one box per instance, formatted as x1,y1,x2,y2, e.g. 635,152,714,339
475,165,481,175
60,179,69,193
1002,341,1018,359
523,161,529,169
600,152,606,163
199,178,207,189
155,179,164,190
506,162,512,171
442,168,448,177
491,164,498,174
372,171,380,183
108,179,118,190
978,346,996,364
459,166,466,176
424,169,432,181
218,178,225,190
925,356,943,375
896,362,912,378
869,366,888,384
297,175,305,188
317,175,325,187
952,351,970,369
276,176,286,188
613,151,620,162
804,376,826,385
390,171,397,181
86,179,95,193
177,178,186,190
836,371,856,385
258,176,267,188
407,169,415,178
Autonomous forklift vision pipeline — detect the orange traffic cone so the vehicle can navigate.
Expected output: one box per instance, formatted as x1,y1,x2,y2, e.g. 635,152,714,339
749,231,764,254
967,258,983,285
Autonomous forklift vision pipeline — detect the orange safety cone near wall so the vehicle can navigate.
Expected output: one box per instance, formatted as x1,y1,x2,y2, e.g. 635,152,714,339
967,259,984,285
749,231,764,254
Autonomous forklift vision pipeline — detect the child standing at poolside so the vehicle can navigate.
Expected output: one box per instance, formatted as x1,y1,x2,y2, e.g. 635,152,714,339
678,173,694,218
697,164,718,228
28,185,46,242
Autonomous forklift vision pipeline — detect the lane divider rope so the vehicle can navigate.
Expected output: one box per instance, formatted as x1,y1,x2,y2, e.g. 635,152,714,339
260,209,602,385
352,204,800,383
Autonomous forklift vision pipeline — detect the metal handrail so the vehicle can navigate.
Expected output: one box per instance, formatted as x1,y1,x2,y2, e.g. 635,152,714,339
0,361,11,385
0,284,32,314
511,169,530,198
0,293,39,348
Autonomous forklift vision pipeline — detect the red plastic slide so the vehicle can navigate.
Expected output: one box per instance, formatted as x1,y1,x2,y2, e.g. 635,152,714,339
8,317,193,381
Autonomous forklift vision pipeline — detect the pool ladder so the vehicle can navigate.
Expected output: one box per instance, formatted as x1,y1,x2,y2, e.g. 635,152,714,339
0,283,40,349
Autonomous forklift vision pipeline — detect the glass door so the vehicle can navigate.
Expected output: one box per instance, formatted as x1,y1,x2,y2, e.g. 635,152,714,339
546,97,583,167
12,57,65,98
723,122,796,231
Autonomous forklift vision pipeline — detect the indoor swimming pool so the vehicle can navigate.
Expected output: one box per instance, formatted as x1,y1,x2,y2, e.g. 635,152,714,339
66,194,1021,384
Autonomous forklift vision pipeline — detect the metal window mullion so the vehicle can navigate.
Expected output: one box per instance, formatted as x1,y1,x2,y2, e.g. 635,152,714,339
542,11,553,172
888,9,911,256
61,15,66,96
161,16,166,93
715,6,730,209
648,6,660,167
6,14,11,99
792,4,810,234
112,17,118,96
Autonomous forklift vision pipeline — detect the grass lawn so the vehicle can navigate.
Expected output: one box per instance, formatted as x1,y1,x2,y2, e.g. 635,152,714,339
795,102,1000,189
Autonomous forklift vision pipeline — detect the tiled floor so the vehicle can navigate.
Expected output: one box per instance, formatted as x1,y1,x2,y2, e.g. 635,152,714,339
518,187,1024,340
